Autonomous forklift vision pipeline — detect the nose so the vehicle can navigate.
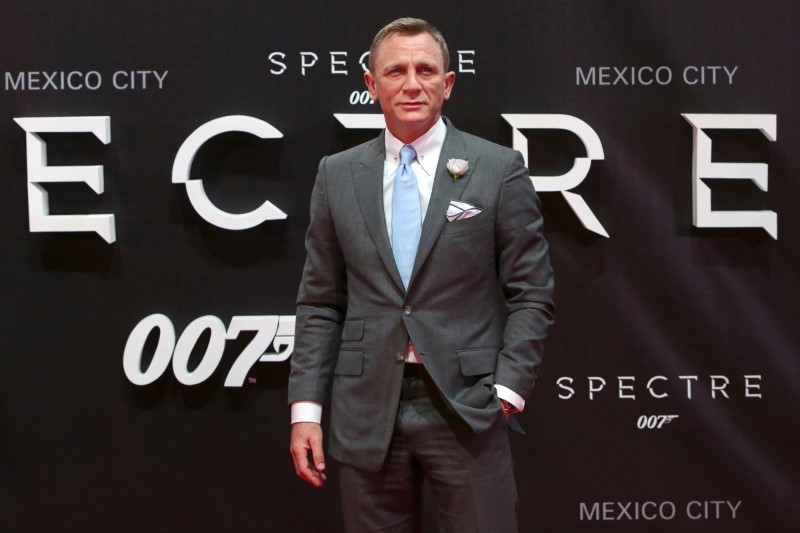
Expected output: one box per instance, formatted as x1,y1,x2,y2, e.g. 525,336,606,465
402,70,422,92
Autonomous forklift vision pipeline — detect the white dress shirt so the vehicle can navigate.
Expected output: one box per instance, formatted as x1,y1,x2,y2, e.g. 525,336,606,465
291,118,524,424
382,118,445,243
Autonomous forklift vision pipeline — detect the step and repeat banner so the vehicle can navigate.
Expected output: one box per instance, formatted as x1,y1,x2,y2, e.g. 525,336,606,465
2,2,798,532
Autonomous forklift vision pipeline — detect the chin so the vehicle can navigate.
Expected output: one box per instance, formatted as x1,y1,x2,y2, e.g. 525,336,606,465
398,114,432,125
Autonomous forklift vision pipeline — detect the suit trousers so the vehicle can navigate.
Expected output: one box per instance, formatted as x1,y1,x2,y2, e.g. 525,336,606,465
339,366,519,533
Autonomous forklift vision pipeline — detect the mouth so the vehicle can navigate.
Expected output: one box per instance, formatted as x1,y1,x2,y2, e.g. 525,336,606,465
400,101,424,109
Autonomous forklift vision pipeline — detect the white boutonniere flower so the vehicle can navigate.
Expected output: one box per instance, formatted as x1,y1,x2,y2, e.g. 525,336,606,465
446,158,469,180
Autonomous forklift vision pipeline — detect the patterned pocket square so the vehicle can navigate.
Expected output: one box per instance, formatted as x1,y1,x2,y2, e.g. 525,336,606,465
446,200,482,222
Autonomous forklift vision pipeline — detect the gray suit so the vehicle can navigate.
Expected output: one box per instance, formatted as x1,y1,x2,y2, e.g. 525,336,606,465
289,118,554,476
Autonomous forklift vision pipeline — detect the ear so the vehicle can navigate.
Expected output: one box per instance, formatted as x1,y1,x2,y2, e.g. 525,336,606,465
364,70,378,101
443,71,456,100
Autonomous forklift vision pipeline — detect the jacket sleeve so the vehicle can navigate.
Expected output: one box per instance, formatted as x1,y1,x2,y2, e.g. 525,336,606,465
288,156,348,406
492,150,555,401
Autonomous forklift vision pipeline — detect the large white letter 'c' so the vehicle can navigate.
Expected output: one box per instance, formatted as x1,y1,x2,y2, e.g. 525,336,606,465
172,115,286,230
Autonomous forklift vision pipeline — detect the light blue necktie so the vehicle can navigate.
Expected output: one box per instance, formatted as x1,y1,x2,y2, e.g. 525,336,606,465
392,145,422,290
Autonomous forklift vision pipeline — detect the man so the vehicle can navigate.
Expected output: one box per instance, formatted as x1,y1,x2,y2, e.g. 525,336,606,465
289,17,554,533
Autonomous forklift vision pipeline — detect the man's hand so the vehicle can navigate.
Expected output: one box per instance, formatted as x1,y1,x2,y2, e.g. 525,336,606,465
290,422,327,487
499,399,518,422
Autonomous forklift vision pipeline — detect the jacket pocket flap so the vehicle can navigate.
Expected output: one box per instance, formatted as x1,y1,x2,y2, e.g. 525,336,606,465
457,348,499,376
341,319,365,341
335,350,364,376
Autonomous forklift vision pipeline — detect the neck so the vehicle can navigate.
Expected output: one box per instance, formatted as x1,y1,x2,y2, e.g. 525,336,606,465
388,116,442,144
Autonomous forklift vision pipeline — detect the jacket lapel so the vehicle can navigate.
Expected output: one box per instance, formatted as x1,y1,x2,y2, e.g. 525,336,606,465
353,133,405,292
409,120,478,289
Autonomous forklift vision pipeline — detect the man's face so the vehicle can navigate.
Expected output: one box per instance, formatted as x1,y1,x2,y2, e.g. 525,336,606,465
365,32,455,143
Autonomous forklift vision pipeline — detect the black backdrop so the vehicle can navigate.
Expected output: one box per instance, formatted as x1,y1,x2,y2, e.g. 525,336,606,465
2,1,798,531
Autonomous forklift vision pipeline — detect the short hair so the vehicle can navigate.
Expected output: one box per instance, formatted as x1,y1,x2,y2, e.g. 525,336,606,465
368,17,450,73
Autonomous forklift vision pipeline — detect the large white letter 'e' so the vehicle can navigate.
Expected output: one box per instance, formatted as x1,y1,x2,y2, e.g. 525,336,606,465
683,113,777,239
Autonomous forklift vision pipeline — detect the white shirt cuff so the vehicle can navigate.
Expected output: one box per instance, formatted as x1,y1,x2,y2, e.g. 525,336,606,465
494,384,525,412
290,401,323,424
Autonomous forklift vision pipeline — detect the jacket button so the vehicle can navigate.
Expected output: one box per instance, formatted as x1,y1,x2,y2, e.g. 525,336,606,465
403,306,413,316
395,352,405,362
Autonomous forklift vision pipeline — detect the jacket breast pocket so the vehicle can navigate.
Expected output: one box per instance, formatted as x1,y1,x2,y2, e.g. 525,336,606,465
442,212,492,236
335,350,364,376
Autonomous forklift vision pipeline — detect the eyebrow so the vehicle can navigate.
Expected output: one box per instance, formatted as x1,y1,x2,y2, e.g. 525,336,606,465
381,60,440,74
416,60,439,70
381,62,403,73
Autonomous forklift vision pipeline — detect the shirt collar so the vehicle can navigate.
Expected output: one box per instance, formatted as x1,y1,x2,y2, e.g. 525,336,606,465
384,118,447,177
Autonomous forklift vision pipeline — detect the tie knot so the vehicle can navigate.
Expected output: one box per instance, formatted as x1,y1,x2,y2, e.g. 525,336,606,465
400,145,416,165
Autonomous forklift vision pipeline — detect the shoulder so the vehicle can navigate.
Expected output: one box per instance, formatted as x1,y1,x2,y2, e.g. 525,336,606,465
445,119,520,163
464,132,518,160
444,123,524,183
321,135,384,171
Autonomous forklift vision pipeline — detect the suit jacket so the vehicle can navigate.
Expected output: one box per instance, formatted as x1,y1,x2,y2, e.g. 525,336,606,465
288,118,554,472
